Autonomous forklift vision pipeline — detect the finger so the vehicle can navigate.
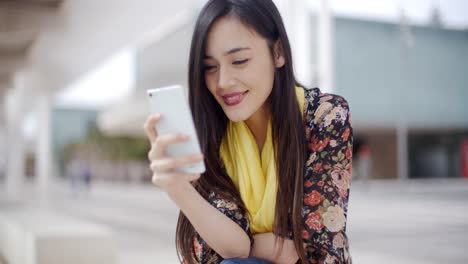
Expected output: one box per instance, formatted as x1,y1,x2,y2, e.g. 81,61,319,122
150,154,204,173
143,114,161,143
152,133,190,159
174,172,201,182
151,172,164,187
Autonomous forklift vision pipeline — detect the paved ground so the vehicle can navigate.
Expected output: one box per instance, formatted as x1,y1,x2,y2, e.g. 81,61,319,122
1,178,468,264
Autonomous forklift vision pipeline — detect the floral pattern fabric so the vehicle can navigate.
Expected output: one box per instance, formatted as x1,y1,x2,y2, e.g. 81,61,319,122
192,87,353,264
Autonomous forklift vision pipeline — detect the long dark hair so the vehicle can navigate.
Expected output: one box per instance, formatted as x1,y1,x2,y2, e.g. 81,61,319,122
176,0,307,263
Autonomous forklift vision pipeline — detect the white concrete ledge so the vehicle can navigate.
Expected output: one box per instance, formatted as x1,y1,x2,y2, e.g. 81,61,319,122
0,208,116,264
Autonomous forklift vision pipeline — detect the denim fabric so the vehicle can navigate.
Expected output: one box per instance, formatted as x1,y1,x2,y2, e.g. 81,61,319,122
220,257,273,264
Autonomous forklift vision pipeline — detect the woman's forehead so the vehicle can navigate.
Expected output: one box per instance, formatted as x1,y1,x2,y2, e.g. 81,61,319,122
204,16,264,57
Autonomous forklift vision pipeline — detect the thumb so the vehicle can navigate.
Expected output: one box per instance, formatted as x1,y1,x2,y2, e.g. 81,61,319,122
186,173,201,182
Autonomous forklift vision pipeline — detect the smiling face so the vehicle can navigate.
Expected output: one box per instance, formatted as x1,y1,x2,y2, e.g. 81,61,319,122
203,15,285,123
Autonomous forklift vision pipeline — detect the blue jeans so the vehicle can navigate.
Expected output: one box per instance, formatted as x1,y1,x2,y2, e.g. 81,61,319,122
220,257,273,264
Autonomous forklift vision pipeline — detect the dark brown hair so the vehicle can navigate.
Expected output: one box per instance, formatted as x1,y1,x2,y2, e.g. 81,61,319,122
176,0,307,263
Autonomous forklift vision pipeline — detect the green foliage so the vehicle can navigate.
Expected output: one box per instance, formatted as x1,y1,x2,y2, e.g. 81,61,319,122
86,126,149,161
64,125,149,162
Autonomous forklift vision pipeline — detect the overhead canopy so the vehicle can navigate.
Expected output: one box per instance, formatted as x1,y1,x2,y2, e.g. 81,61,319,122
97,9,196,136
0,0,196,109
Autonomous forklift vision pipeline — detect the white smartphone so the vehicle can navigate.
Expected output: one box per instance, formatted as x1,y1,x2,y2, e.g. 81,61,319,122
147,85,205,174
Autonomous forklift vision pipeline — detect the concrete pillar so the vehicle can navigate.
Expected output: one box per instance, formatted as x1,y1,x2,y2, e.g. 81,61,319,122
289,0,313,88
5,74,27,200
0,121,5,183
274,0,314,88
35,91,53,205
317,0,335,93
397,122,409,180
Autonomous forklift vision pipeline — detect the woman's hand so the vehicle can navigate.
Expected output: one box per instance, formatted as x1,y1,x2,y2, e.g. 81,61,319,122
250,233,299,264
275,238,299,264
143,114,204,193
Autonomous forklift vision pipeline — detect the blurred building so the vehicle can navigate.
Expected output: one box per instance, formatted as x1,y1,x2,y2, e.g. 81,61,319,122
98,7,468,180
1,0,467,201
328,17,468,179
52,108,97,173
0,0,196,199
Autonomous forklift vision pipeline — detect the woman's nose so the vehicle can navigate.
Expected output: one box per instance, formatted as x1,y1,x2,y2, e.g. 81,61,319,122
217,66,235,90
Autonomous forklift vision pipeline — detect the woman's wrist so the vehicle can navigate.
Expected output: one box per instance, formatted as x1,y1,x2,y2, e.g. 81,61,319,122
166,181,195,200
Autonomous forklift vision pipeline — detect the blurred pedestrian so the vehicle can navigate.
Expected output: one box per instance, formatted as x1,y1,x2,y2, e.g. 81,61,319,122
66,156,83,197
357,143,372,184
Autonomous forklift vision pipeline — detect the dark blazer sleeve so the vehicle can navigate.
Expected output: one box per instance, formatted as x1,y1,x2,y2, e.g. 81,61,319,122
301,88,353,263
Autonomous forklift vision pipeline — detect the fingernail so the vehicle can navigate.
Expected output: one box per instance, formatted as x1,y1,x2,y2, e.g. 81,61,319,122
180,134,190,139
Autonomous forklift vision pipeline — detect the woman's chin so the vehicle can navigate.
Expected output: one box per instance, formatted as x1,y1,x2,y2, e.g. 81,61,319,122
224,111,250,123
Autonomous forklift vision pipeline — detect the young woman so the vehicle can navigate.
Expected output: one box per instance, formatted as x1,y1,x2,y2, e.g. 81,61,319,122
143,0,353,263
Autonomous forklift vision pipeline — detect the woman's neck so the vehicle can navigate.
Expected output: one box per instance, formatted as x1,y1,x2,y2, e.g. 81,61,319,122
245,104,269,152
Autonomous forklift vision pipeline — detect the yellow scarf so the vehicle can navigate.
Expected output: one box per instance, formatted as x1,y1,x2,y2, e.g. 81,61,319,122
220,87,305,234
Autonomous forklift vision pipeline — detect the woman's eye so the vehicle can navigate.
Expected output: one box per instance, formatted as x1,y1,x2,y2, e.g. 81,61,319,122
233,59,249,65
204,65,216,72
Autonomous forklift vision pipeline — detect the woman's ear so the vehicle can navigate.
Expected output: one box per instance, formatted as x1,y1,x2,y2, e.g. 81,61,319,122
273,40,285,68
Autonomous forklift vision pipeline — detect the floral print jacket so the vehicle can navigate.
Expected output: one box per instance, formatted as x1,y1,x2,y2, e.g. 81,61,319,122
191,87,353,264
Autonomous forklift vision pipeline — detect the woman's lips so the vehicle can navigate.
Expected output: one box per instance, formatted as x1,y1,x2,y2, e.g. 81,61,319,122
222,91,248,106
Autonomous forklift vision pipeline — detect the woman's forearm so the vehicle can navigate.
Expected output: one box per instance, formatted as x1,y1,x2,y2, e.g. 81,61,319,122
167,182,251,259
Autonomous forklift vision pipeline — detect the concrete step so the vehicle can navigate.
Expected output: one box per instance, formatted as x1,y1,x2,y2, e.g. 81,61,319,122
0,207,116,264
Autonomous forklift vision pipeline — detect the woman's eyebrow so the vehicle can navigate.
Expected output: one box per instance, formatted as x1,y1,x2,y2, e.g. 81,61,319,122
204,47,251,59
224,47,250,55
